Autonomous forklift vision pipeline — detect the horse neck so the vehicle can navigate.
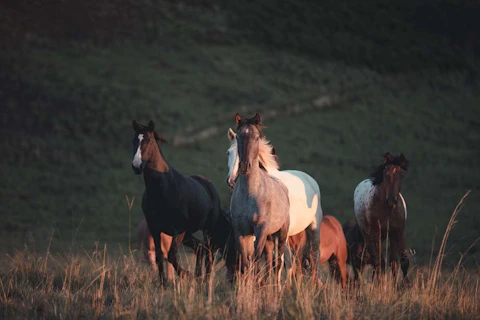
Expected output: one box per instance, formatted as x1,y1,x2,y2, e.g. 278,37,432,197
143,143,170,188
239,157,263,193
372,181,396,217
146,143,169,173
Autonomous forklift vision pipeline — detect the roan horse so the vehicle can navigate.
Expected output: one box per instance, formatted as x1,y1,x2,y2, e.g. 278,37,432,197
288,215,348,287
353,152,410,286
226,125,323,280
131,120,235,284
230,113,291,284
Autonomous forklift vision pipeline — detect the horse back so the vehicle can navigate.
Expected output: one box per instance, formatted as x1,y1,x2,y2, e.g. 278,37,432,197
188,174,221,231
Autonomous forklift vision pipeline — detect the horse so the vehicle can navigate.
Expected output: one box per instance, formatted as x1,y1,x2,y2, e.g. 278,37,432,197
288,215,348,287
226,125,323,280
353,152,410,286
230,113,291,284
131,120,235,284
137,212,238,282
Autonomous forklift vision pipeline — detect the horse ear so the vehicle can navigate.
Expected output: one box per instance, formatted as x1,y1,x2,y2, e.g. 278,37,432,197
228,128,236,141
148,120,155,132
154,132,167,144
383,152,393,164
235,113,242,126
399,153,409,170
254,113,261,125
132,120,140,132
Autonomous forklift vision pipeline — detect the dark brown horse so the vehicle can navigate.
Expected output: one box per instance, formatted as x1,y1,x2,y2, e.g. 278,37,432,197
288,215,348,287
137,212,237,282
342,219,369,281
353,152,410,286
131,120,236,284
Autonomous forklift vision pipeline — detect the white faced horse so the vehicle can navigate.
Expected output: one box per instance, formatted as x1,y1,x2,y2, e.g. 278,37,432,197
226,126,324,279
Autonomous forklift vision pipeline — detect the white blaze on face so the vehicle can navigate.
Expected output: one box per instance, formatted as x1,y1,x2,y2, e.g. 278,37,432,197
227,142,240,185
132,134,144,168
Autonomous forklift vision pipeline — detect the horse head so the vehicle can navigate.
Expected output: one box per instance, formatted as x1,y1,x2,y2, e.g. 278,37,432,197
377,152,409,209
131,120,167,174
235,113,263,176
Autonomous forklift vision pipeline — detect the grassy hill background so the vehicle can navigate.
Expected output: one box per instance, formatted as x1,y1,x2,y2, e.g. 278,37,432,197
1,0,479,266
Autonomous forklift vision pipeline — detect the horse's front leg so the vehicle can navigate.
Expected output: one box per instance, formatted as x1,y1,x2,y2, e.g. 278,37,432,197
364,231,381,282
396,230,410,288
253,224,269,279
263,238,274,284
151,233,166,285
167,232,190,279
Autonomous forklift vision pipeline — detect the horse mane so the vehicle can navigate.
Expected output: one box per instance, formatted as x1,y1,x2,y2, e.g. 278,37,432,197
258,138,280,171
370,154,409,185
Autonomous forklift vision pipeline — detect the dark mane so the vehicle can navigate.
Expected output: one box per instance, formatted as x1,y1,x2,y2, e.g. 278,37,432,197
370,153,409,185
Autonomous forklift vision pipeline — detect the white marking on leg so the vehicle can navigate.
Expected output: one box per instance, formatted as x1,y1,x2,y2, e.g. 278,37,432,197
132,134,144,168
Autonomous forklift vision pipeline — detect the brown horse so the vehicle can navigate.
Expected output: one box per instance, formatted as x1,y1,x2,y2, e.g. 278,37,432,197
288,215,348,287
353,152,410,286
131,120,236,285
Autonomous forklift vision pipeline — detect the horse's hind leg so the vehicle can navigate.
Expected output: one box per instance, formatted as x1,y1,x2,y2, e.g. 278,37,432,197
305,222,321,281
203,232,214,278
168,232,190,279
274,227,288,286
195,242,203,278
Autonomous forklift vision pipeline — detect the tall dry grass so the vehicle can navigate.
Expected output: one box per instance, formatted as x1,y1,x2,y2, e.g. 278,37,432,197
0,191,478,319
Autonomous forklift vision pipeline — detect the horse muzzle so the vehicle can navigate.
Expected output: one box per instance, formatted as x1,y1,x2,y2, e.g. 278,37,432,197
226,176,236,191
132,163,144,175
385,197,398,209
240,161,251,175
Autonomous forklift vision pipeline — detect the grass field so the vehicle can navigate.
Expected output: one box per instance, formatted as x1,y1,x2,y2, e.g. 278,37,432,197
0,1,479,317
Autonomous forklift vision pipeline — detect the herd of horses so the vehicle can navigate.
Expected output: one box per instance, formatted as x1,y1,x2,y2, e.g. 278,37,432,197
131,113,411,289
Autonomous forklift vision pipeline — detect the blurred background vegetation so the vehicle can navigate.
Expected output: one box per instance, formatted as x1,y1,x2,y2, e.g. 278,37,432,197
1,0,479,266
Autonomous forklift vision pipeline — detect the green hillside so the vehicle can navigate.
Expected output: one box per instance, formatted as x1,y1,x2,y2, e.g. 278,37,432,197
1,0,479,266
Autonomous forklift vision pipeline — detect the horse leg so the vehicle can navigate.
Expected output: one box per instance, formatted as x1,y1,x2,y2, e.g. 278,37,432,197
397,231,410,287
263,238,274,284
151,233,166,285
167,232,189,279
160,234,175,282
253,224,269,280
335,241,348,288
195,242,203,278
305,222,321,281
364,232,381,283
236,235,253,275
203,232,214,278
